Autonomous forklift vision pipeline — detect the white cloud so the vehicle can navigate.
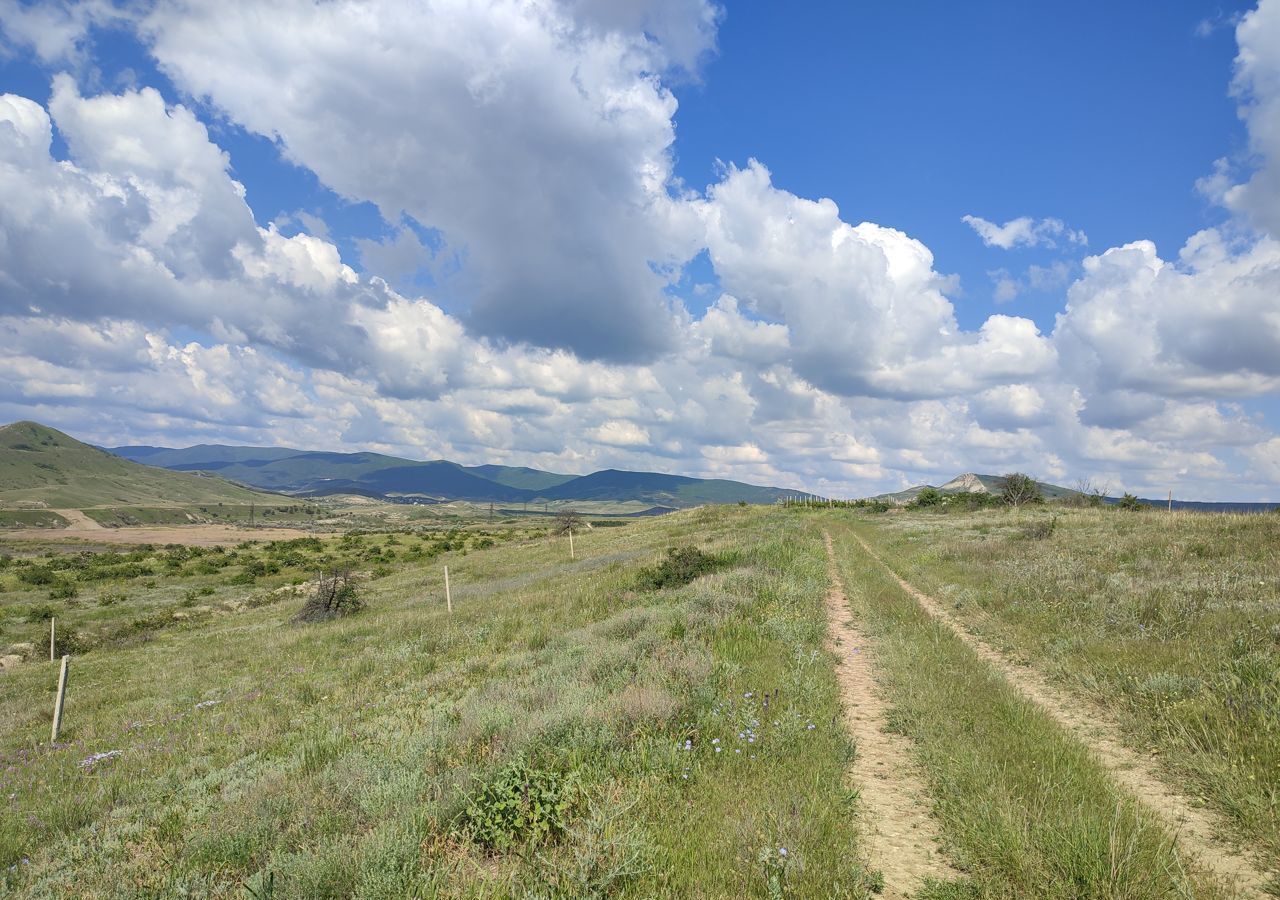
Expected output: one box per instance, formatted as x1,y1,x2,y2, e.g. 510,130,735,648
2,0,1280,501
962,214,1088,250
1224,0,1280,232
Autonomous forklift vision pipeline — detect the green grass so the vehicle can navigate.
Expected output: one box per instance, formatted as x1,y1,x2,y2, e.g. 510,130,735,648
3,504,1272,897
849,506,1280,873
0,511,69,528
0,507,870,897
824,514,1228,898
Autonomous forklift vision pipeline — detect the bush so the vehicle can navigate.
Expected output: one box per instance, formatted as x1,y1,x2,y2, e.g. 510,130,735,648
634,547,732,591
48,580,77,600
460,760,578,852
293,570,364,623
553,510,584,536
1000,472,1043,507
1020,517,1057,540
17,565,56,586
1118,493,1146,511
25,603,57,622
911,486,944,508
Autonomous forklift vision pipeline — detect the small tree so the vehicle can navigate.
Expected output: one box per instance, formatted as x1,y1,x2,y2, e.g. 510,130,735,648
912,486,943,508
1000,472,1043,508
293,569,363,623
1072,478,1110,508
1118,493,1145,511
553,509,583,536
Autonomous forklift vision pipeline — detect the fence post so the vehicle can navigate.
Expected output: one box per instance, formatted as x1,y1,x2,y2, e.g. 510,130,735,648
444,566,452,613
50,617,55,661
569,530,575,560
51,655,69,743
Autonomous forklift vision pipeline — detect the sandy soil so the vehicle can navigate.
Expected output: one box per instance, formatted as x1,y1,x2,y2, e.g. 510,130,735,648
850,530,1273,898
822,531,961,898
0,523,317,547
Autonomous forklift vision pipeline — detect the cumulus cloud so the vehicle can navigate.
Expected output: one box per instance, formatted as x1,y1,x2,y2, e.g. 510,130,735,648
962,214,1088,250
1,0,1279,500
1223,0,1280,232
128,0,708,362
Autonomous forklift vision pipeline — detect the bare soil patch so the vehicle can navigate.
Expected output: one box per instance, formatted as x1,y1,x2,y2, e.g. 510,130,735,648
850,529,1274,898
1,524,316,547
823,531,961,898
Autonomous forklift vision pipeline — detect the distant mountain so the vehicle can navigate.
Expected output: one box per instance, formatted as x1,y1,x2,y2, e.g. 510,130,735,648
108,441,808,507
871,472,1081,505
0,423,282,508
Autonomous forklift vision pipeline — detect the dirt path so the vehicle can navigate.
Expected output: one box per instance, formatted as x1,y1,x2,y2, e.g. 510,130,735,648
822,531,961,898
52,509,105,530
848,529,1273,898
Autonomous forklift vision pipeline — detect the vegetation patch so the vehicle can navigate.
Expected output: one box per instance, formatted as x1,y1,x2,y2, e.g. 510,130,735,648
634,545,737,591
459,759,579,852
292,569,365,623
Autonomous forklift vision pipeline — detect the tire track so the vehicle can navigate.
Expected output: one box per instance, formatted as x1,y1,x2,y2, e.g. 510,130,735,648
848,528,1273,898
822,531,962,898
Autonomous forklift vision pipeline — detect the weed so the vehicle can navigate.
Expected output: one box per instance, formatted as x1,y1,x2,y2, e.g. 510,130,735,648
460,759,578,852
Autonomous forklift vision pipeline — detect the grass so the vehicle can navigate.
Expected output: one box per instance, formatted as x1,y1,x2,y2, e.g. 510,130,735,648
2,503,1273,896
824,514,1226,897
849,506,1280,874
0,506,870,897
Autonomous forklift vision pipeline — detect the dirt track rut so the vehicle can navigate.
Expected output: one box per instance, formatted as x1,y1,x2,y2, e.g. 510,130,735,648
848,528,1273,898
822,531,961,898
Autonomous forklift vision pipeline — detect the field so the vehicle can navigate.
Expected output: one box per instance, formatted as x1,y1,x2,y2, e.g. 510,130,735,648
1,505,1277,897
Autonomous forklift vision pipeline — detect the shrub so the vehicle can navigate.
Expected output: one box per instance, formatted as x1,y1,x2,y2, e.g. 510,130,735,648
17,565,56,586
460,760,578,852
25,603,57,622
1020,517,1057,540
48,580,77,600
97,590,128,607
293,570,364,623
1118,493,1145,511
911,486,944,508
554,510,584,536
1000,472,1043,507
634,547,732,591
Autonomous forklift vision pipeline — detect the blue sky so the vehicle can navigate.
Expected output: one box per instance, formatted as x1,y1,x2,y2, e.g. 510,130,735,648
1,0,1278,499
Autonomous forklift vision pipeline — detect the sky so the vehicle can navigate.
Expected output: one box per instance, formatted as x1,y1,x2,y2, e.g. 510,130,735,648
0,0,1278,501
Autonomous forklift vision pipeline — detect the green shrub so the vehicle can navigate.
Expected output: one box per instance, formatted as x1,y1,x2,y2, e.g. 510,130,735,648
634,546,733,591
17,565,56,586
1118,493,1145,511
48,579,78,600
25,603,57,622
460,760,578,852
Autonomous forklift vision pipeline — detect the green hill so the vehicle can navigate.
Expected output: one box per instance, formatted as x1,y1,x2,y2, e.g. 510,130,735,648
0,422,283,508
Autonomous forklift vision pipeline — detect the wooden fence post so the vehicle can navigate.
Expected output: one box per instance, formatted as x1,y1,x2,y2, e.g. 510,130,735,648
51,655,69,743
569,530,575,560
50,617,55,661
444,566,452,613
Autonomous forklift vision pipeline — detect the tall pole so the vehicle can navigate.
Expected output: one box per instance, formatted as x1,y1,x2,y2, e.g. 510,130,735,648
444,566,452,613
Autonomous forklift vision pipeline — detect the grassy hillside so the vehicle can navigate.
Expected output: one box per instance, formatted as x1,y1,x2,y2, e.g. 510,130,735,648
0,423,282,509
2,504,1275,896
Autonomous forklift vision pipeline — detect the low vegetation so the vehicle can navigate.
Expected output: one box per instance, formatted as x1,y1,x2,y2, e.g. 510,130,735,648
1,501,1274,896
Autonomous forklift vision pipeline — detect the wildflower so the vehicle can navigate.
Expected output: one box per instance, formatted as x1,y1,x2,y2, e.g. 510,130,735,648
715,746,722,753
806,723,815,730
711,738,720,744
779,847,788,857
78,750,122,769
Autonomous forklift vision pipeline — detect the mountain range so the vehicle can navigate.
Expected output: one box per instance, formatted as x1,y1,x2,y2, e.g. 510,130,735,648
108,440,810,508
